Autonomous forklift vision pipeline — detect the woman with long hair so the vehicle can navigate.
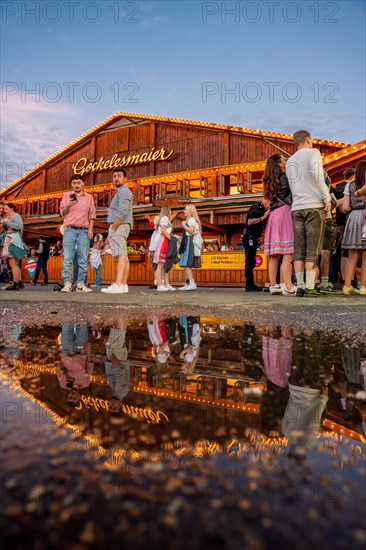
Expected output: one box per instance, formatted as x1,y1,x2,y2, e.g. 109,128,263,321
263,154,295,296
0,203,28,290
153,205,175,291
178,204,202,291
342,160,366,295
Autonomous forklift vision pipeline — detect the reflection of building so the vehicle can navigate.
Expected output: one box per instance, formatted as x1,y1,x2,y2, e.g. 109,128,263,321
1,112,364,286
8,319,366,449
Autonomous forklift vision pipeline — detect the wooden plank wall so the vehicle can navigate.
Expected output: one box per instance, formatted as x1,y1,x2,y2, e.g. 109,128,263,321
21,254,268,288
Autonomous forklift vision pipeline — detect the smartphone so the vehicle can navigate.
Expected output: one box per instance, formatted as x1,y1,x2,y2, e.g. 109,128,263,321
70,193,77,201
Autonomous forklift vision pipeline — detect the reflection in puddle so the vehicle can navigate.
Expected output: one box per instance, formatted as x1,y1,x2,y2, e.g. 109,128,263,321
2,316,365,454
1,316,366,545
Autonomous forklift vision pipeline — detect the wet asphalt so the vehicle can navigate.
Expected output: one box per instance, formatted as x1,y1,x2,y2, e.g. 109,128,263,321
1,284,365,343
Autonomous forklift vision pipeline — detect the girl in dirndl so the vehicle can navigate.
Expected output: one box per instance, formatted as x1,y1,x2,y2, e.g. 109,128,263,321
263,154,295,297
178,204,202,291
153,205,174,292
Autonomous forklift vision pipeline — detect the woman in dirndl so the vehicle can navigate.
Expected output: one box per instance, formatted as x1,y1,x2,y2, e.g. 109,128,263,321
0,203,28,290
178,204,202,291
153,205,174,292
263,154,295,297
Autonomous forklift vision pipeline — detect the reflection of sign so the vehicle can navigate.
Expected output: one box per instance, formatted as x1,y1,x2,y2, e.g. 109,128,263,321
75,395,169,424
177,252,267,271
25,258,37,276
72,147,175,176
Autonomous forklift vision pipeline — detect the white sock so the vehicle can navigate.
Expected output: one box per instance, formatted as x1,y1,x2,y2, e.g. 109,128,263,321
321,276,329,288
295,272,305,289
305,271,316,290
189,279,195,285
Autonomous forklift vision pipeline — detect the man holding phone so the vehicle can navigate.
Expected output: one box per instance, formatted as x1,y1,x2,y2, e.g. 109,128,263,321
59,174,96,292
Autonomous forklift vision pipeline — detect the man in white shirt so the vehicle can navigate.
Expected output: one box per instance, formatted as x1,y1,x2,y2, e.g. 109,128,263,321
286,130,331,297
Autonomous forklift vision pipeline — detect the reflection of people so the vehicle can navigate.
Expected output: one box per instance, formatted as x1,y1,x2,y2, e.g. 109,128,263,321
178,316,201,374
57,324,93,405
104,318,130,405
147,317,178,385
242,199,270,292
281,331,329,460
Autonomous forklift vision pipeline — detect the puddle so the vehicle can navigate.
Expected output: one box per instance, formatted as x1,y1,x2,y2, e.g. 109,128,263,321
1,316,366,547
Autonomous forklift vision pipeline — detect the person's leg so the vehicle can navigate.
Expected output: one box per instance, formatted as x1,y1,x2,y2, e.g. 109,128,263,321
304,209,325,290
95,265,101,286
268,255,280,287
156,263,164,286
292,211,306,290
120,255,130,285
281,255,293,290
76,230,90,284
361,250,366,289
72,251,78,286
320,249,331,288
42,259,48,285
33,260,42,285
62,227,77,283
344,250,358,288
244,242,256,288
8,257,20,282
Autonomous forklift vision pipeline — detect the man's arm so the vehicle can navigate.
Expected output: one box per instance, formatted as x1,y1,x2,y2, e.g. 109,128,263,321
310,149,331,209
88,195,96,239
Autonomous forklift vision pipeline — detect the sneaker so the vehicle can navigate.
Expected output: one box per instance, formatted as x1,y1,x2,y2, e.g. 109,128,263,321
245,285,262,292
91,284,101,288
164,284,176,291
269,284,282,295
359,286,366,295
76,282,93,293
304,288,326,297
342,285,360,295
178,284,188,291
321,285,337,293
61,281,72,293
101,284,127,294
157,285,169,292
282,285,297,297
4,282,19,291
185,282,197,291
122,285,129,293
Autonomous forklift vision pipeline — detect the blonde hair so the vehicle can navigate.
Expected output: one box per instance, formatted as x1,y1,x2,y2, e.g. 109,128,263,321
185,204,202,233
159,204,171,221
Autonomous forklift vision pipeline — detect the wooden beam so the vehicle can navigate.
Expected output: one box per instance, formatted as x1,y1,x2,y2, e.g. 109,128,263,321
201,219,227,235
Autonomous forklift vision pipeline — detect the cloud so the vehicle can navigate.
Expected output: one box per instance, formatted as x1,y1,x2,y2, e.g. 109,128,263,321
0,90,78,189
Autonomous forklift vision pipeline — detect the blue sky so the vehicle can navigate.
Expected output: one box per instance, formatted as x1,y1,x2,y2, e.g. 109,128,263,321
1,0,365,187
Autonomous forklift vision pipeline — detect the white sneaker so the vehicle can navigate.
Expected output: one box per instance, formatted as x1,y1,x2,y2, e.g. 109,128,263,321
185,282,197,291
61,281,72,292
122,285,129,293
76,282,93,293
157,285,169,292
282,285,297,297
342,285,359,295
164,284,176,291
269,285,282,295
178,284,188,291
101,284,127,294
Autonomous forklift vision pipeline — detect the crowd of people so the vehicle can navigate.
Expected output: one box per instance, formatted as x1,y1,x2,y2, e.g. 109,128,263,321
1,131,365,295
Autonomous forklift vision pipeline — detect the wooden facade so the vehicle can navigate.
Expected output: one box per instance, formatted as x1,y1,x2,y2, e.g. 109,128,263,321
2,112,365,287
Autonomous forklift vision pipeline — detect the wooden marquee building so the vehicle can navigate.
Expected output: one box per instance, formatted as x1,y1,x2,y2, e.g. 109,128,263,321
1,112,365,286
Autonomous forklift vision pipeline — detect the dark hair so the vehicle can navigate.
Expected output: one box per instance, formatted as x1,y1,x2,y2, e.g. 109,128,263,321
262,154,283,201
112,168,126,177
70,174,85,182
354,161,366,191
293,130,311,148
5,202,17,212
343,168,355,180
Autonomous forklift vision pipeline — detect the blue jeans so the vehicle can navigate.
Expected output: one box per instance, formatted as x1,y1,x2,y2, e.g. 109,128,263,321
62,227,89,284
94,265,101,286
61,324,88,354
34,258,48,284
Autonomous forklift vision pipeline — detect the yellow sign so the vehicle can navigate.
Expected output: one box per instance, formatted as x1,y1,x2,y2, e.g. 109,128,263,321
72,146,174,176
177,252,267,270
